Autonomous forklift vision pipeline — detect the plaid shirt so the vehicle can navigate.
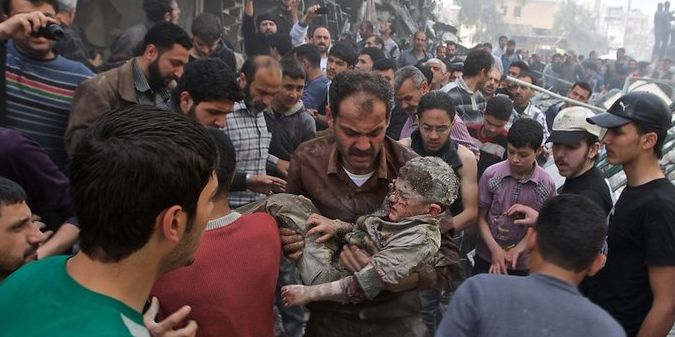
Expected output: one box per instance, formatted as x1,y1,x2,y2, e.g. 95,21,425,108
508,102,550,143
132,58,172,110
223,101,272,207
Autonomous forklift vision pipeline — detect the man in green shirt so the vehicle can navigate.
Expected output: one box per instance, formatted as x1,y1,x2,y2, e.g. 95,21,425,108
0,105,218,337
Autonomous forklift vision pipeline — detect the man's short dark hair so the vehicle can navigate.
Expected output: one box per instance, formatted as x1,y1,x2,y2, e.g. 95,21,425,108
446,41,457,48
191,13,222,43
173,58,242,105
507,118,543,150
71,105,217,263
143,0,174,23
415,64,433,85
483,42,493,50
417,91,456,120
499,35,508,40
463,49,494,77
517,72,536,84
267,32,292,57
360,47,386,64
207,128,236,196
536,194,607,271
0,177,26,214
328,41,358,67
141,22,192,55
485,95,513,121
360,20,373,32
571,81,593,96
510,60,530,73
280,57,305,80
507,39,516,46
635,123,667,159
3,0,59,14
293,43,322,68
373,58,397,72
329,70,393,120
240,55,282,83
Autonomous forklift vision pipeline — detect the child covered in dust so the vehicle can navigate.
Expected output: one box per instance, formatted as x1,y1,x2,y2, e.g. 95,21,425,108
244,156,460,306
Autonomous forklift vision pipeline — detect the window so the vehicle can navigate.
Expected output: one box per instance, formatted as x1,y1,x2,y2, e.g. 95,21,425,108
514,6,522,17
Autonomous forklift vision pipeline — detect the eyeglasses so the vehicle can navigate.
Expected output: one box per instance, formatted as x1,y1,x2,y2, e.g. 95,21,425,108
420,124,452,134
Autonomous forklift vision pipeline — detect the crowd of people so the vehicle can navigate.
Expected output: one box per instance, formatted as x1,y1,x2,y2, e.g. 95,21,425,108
0,0,674,337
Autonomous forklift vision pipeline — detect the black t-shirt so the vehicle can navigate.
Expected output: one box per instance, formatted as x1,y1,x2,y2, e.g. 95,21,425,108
561,167,613,216
590,178,675,337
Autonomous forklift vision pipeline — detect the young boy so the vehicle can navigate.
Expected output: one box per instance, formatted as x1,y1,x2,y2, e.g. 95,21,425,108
473,118,556,276
467,95,513,178
239,156,460,305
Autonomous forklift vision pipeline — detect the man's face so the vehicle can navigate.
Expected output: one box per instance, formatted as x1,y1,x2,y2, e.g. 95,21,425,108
259,20,277,36
482,113,508,138
482,68,501,97
418,108,452,152
332,94,388,174
395,78,426,115
499,37,508,48
532,54,540,63
508,65,522,78
413,32,427,52
512,77,534,107
507,143,540,177
192,36,220,58
0,201,44,278
279,0,293,11
355,54,374,71
185,98,235,128
10,0,57,59
169,1,181,24
364,36,382,49
147,44,190,90
326,55,350,80
377,69,395,87
567,85,591,104
427,61,447,87
274,75,304,111
159,173,218,272
436,46,446,58
553,141,595,178
379,22,392,36
446,44,457,57
552,55,561,64
601,123,646,165
617,49,625,60
387,179,430,222
506,43,515,54
245,67,283,112
312,28,332,54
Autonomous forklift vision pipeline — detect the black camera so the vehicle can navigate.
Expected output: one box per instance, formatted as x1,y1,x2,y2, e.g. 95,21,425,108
32,23,64,40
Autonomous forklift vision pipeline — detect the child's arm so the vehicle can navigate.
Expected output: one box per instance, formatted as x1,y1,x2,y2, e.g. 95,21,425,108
305,213,353,243
477,207,508,274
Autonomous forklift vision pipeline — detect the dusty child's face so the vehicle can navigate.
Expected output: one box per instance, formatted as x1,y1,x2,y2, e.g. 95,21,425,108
386,179,431,222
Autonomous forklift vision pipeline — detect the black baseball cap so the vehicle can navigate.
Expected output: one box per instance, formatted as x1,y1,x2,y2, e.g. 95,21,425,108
586,92,672,130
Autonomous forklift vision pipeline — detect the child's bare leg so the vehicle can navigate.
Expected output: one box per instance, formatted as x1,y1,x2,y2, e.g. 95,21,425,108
281,281,345,307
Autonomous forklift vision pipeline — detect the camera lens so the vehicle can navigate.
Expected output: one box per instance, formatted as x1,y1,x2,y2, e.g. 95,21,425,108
33,23,64,40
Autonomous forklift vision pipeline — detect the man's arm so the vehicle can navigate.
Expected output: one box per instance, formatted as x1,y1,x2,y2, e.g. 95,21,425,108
452,145,479,231
0,11,55,40
37,223,79,258
477,207,507,274
65,79,113,156
637,266,675,337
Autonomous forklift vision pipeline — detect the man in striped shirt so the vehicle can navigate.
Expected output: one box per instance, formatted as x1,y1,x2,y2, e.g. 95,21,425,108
2,0,93,171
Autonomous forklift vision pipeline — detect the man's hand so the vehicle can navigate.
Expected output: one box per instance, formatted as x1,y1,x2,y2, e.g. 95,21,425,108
305,213,351,243
301,4,320,25
247,174,287,194
280,227,304,261
339,245,371,273
144,297,197,337
488,246,508,275
0,11,55,40
276,160,290,178
505,204,539,226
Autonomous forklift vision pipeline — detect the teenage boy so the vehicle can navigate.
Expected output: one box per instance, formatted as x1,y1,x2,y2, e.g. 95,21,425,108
265,59,316,178
474,118,556,276
467,95,513,178
587,92,675,337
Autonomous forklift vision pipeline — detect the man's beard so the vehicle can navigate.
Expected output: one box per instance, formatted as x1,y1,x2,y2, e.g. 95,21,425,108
244,84,268,113
148,59,167,90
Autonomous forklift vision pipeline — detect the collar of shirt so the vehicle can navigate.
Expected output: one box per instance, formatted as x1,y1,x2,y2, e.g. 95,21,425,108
456,76,474,95
504,161,543,184
233,100,261,116
326,138,389,180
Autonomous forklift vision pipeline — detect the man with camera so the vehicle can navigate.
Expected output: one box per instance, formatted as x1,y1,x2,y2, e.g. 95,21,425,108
1,0,93,172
